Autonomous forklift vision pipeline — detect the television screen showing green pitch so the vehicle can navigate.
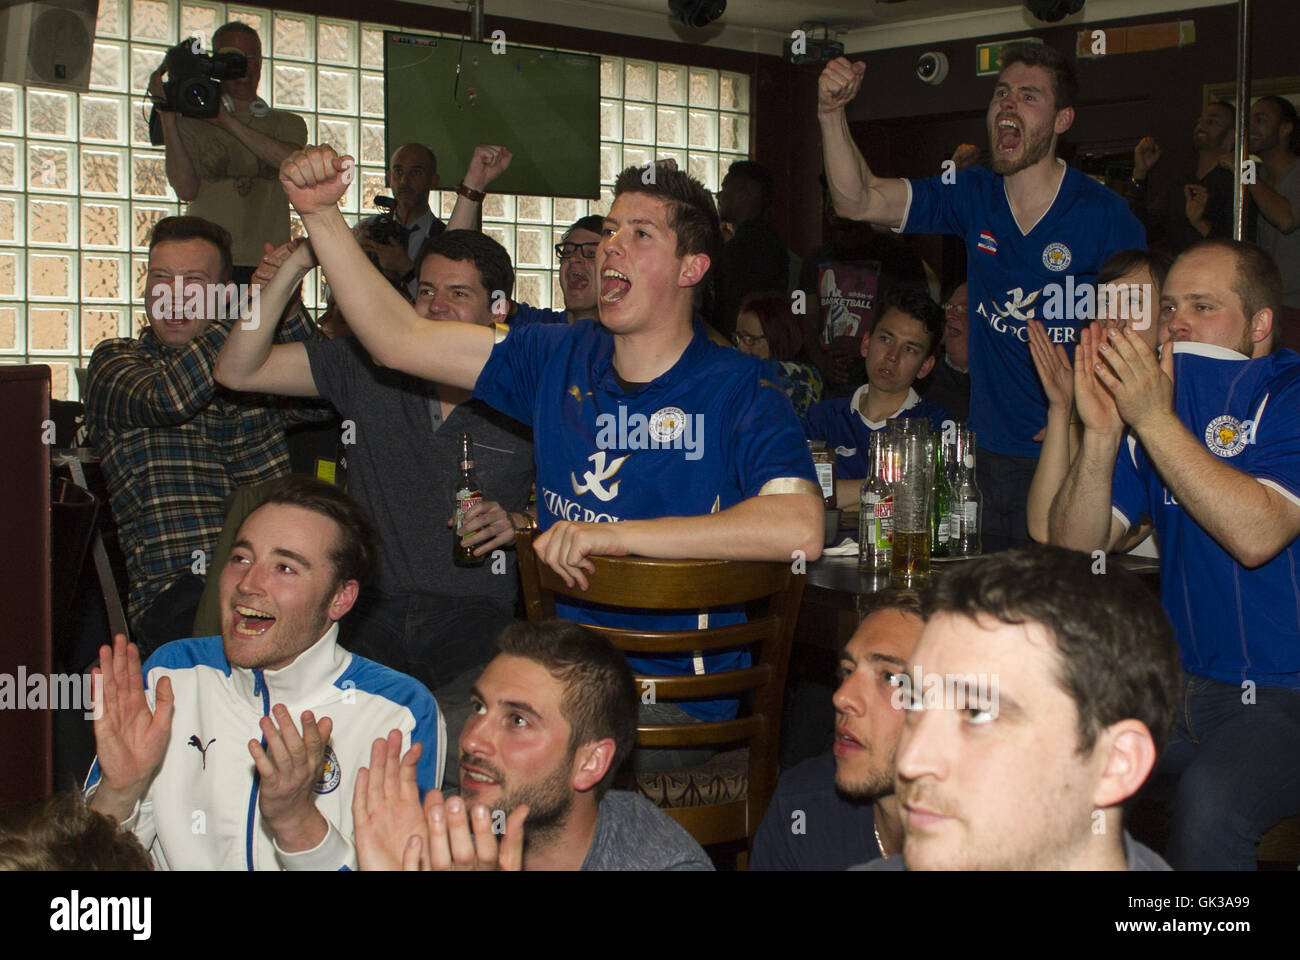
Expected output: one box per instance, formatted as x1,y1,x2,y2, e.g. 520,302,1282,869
384,33,600,199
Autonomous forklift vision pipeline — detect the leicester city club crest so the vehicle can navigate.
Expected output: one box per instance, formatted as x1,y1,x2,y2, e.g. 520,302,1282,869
1204,415,1249,458
313,745,341,794
1042,242,1072,272
649,406,687,444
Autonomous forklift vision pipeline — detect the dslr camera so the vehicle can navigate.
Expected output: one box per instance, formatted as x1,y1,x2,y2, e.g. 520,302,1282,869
156,38,247,118
367,196,404,246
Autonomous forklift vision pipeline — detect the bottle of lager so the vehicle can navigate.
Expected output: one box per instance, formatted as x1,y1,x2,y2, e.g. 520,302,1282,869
859,431,893,571
930,433,952,558
950,427,983,557
453,432,486,568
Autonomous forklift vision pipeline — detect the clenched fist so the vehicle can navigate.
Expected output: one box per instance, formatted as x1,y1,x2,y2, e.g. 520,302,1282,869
818,58,866,115
1133,137,1161,180
280,145,354,216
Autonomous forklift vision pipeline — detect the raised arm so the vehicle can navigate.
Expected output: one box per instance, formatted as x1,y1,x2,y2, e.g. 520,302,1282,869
149,67,200,201
1026,320,1080,543
446,144,513,232
215,239,320,396
279,146,495,388
1048,324,1128,552
817,58,909,228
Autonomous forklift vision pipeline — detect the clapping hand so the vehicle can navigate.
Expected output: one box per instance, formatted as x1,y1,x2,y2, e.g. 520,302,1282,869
353,730,428,870
89,634,174,820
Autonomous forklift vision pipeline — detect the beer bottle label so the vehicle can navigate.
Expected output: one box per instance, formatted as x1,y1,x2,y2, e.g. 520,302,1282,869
456,489,484,537
814,463,834,502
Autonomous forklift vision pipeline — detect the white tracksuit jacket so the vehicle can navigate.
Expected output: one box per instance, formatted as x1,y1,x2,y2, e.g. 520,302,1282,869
84,624,444,870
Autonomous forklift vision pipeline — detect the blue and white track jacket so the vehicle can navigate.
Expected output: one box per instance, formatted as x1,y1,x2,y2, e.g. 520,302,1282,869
85,624,444,870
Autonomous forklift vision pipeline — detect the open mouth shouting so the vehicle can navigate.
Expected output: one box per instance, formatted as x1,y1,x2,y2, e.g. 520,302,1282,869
995,115,1022,155
232,603,276,638
601,268,631,304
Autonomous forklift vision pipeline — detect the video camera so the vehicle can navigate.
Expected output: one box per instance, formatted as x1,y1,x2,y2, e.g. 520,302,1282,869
155,38,247,118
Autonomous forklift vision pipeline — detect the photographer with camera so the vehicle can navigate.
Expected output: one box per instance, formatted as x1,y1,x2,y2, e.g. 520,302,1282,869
354,144,443,300
148,21,307,284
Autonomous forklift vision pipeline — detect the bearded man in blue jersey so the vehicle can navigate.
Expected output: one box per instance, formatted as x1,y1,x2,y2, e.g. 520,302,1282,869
275,145,823,763
818,42,1145,542
1050,239,1300,869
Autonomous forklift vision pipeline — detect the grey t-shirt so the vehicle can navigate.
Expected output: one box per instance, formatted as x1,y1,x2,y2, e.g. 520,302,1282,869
1256,158,1300,307
305,337,534,601
850,829,1171,870
580,791,715,871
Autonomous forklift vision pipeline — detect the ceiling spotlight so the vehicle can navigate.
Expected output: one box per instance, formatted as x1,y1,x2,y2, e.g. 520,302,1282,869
669,0,726,29
1024,0,1085,22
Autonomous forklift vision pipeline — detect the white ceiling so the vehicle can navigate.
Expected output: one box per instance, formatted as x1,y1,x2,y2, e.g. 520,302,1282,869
405,0,1236,55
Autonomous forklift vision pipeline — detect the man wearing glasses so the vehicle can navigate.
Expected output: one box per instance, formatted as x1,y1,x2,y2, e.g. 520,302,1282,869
921,282,971,423
510,217,605,327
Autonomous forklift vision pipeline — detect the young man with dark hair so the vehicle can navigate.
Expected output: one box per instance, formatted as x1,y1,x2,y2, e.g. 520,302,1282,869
1050,238,1300,869
216,230,533,697
1130,102,1237,256
276,145,822,740
85,477,444,870
147,21,308,282
859,545,1180,871
752,588,923,870
802,287,950,508
819,41,1145,541
86,216,323,656
712,159,790,337
352,621,711,871
1249,95,1299,341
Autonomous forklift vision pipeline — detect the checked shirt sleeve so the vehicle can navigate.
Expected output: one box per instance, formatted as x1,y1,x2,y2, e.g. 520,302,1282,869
86,321,233,429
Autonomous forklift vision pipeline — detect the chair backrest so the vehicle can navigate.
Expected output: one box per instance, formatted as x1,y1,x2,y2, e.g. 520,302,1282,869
514,529,805,848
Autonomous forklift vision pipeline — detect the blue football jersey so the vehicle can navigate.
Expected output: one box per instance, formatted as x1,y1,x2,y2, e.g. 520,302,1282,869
473,318,819,721
803,386,951,479
1111,343,1300,690
901,162,1145,457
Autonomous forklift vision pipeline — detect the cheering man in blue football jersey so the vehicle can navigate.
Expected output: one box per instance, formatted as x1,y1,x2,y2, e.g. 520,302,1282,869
1050,239,1300,869
818,43,1145,542
277,145,823,748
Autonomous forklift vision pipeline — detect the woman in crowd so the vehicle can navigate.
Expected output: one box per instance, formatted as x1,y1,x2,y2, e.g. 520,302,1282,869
732,290,824,415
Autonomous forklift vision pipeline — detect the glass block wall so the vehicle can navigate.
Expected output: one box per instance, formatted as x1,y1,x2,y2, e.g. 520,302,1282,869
0,0,751,399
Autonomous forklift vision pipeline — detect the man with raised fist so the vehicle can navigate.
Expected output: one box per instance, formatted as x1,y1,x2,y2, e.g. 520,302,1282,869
818,42,1144,542
275,142,822,752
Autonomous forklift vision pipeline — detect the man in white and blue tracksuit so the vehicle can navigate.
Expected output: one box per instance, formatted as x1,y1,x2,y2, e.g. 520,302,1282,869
85,476,444,870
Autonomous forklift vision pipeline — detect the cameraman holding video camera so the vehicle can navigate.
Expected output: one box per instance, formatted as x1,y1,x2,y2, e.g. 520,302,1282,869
148,21,307,284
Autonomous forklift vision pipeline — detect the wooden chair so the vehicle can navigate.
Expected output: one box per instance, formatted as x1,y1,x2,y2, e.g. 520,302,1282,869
514,529,804,861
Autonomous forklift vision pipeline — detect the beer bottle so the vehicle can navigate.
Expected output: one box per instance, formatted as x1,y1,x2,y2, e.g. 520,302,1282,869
930,433,952,558
859,431,893,571
453,432,486,568
950,427,983,557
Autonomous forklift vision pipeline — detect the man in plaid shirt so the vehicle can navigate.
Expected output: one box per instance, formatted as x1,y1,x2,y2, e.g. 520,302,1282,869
86,216,324,655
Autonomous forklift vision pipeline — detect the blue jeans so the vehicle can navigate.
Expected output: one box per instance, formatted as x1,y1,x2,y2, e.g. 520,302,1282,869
974,447,1036,543
339,589,514,694
1154,674,1300,870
